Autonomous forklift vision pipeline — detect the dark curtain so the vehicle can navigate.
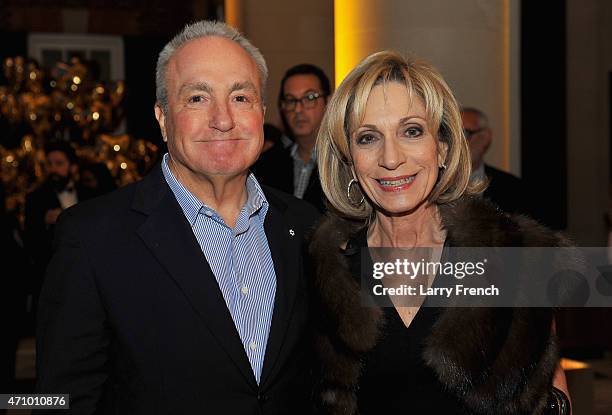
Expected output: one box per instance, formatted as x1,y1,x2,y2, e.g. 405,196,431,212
521,1,567,230
0,32,28,149
0,31,27,75
123,35,168,151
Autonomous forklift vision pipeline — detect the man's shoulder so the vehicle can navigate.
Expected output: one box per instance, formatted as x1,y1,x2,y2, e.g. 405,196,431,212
26,181,54,201
262,185,320,227
62,164,165,223
252,145,293,174
261,144,292,161
251,146,295,194
59,179,141,228
484,164,522,185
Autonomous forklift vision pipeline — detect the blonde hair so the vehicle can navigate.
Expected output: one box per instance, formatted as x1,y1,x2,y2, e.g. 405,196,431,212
317,51,478,219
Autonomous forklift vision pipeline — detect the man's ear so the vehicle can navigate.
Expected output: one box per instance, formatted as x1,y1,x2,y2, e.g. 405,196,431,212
483,128,493,152
154,104,168,143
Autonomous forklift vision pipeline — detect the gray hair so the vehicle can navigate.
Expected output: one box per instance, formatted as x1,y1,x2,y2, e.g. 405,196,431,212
460,106,489,128
155,20,268,112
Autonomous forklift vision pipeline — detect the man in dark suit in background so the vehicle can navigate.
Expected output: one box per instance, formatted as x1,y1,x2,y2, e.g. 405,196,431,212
24,140,84,322
253,64,330,212
36,20,318,414
461,107,526,214
25,141,82,262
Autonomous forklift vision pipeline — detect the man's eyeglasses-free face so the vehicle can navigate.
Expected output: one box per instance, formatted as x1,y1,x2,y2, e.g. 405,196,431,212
280,92,324,112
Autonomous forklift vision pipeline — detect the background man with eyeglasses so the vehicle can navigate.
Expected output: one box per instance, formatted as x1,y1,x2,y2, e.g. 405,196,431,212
461,107,526,215
253,64,330,212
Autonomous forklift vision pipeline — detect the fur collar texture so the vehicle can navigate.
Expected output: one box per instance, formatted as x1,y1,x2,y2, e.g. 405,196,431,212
309,197,573,415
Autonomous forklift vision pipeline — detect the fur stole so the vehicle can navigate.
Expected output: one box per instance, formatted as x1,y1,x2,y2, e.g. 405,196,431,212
309,197,574,415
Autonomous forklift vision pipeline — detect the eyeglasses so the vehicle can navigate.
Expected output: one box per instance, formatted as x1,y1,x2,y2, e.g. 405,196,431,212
280,92,324,111
463,128,485,139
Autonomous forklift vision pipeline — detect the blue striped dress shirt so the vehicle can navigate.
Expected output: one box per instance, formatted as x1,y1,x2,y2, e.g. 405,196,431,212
161,154,277,384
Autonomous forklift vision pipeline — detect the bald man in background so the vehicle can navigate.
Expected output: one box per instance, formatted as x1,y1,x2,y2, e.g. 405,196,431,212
461,107,527,215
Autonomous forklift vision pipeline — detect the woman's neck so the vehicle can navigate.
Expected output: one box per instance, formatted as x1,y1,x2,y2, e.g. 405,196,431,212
367,203,446,248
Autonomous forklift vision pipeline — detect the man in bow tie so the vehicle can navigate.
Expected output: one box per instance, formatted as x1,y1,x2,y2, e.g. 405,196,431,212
24,140,83,321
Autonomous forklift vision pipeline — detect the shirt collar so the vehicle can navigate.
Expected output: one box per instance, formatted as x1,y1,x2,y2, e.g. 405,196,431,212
243,171,268,219
280,134,293,149
57,181,76,194
162,153,268,227
290,143,317,164
470,162,486,182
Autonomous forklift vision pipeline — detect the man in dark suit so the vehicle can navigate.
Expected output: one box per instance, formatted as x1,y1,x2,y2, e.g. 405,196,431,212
24,140,84,322
36,21,319,414
252,64,330,212
25,141,82,261
461,107,526,214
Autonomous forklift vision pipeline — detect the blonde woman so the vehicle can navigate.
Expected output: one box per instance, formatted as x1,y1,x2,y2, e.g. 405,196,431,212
309,51,571,414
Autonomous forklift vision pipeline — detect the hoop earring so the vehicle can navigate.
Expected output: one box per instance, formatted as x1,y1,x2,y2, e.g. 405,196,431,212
440,163,447,169
347,178,365,206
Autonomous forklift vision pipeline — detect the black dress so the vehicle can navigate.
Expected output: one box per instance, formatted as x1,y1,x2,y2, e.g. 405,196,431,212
348,228,471,414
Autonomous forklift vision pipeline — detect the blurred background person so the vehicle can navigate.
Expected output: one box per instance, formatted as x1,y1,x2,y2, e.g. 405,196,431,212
253,64,330,212
79,161,117,200
24,140,84,325
261,122,283,154
461,107,527,215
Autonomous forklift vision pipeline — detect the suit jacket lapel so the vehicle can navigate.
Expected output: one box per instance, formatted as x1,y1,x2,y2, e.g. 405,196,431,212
133,167,258,389
259,196,301,387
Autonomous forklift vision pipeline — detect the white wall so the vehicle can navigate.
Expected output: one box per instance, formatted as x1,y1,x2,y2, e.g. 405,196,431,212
234,0,612,247
238,0,334,128
334,0,520,175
